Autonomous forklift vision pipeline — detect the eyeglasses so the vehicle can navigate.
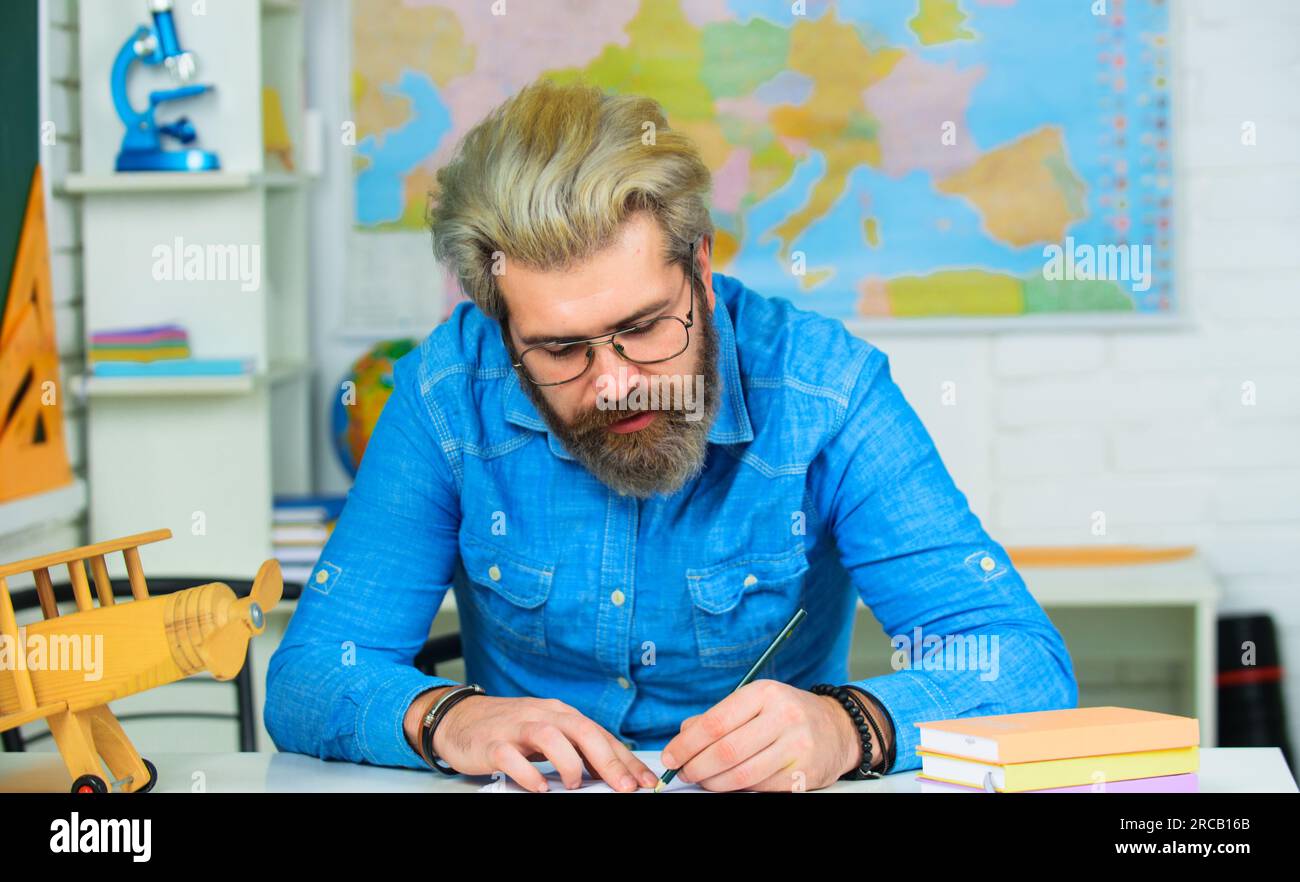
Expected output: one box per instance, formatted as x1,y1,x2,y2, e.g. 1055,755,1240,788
509,243,697,387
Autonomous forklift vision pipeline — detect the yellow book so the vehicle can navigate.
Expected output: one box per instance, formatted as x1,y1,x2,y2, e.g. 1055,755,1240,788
916,706,1199,763
917,745,1199,792
90,346,192,363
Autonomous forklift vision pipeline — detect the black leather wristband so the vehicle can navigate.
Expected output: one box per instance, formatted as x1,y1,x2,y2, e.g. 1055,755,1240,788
859,688,897,774
418,684,484,774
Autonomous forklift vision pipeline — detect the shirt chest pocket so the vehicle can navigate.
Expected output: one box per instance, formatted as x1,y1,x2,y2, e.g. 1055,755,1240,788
686,546,809,669
458,534,554,657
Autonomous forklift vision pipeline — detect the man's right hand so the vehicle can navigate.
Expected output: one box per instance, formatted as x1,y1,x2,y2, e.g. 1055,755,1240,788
405,688,659,793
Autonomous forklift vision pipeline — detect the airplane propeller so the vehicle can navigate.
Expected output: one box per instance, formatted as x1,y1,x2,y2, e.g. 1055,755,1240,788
198,559,283,680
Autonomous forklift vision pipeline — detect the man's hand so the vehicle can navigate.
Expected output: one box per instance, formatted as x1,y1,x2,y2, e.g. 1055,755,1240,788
659,679,881,792
404,689,660,793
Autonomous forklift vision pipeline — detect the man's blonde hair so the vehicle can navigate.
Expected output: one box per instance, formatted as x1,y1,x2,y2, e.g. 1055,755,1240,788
429,78,714,323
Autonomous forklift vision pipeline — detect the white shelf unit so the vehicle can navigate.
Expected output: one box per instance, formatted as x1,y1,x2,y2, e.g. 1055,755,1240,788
62,170,312,194
74,0,313,577
0,481,89,545
849,554,1220,746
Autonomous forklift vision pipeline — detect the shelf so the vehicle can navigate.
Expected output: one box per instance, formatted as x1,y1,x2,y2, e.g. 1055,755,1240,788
60,170,314,195
75,372,256,397
73,0,314,577
1020,554,1220,607
72,361,313,398
0,480,88,540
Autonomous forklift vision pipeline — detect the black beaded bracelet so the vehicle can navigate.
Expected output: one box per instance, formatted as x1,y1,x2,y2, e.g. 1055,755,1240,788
844,686,892,776
811,683,882,780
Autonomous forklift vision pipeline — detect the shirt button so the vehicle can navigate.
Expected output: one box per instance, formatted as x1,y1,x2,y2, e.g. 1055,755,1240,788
617,676,630,689
315,570,329,584
980,556,996,572
610,589,625,606
488,565,502,581
743,574,758,587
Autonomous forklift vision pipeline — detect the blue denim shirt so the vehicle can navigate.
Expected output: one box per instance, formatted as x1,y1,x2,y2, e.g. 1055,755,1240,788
264,271,1077,774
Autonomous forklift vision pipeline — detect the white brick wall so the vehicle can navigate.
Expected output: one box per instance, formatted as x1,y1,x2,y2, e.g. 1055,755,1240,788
869,0,1300,760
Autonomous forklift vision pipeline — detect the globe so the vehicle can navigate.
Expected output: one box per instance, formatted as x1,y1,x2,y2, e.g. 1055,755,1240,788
332,338,417,477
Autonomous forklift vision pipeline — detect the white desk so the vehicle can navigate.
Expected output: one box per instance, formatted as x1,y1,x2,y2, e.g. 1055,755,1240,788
0,748,1293,793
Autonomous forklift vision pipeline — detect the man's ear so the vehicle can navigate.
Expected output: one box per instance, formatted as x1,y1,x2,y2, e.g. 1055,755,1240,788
699,235,715,312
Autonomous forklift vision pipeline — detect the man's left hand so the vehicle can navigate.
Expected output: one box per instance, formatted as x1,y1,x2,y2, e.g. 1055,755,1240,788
659,679,863,792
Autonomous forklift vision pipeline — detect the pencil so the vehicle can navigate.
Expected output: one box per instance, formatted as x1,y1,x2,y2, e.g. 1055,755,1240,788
654,607,808,792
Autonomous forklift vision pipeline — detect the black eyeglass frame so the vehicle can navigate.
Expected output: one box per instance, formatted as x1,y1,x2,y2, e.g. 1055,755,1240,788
507,240,699,388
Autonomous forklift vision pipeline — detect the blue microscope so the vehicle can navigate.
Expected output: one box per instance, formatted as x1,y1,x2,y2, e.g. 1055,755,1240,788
112,0,220,172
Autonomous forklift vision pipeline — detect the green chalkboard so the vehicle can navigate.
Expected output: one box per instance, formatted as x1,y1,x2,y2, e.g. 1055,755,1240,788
1,0,40,320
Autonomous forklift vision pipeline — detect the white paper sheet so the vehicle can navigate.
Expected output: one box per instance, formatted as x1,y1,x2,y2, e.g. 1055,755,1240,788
476,753,708,793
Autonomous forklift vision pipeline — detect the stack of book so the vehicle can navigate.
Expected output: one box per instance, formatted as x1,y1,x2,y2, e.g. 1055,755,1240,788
88,323,252,378
916,707,1200,793
273,495,346,585
89,323,192,364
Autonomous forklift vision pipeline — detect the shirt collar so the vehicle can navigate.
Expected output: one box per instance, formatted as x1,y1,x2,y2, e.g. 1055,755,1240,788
500,282,754,460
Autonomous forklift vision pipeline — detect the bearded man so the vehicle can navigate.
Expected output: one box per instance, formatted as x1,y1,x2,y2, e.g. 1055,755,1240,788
265,79,1076,793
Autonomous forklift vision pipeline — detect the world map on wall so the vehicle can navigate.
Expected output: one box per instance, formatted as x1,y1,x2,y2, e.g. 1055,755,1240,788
352,0,1173,322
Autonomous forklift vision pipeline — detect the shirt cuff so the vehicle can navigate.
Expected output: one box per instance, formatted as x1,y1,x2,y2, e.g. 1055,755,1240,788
846,670,955,774
356,667,463,769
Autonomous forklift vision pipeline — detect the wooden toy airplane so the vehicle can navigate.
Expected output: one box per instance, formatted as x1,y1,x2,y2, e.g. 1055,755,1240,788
0,529,281,792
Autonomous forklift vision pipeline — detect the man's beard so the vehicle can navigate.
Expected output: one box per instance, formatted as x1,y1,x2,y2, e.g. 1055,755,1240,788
514,302,722,499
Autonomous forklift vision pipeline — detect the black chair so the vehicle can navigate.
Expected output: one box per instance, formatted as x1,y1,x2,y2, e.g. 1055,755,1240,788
1,575,305,754
414,632,463,677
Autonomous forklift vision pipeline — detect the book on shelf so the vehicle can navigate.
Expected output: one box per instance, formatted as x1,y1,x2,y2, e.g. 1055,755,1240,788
90,357,253,377
272,545,327,564
271,495,344,584
280,563,317,585
273,494,347,524
272,523,333,545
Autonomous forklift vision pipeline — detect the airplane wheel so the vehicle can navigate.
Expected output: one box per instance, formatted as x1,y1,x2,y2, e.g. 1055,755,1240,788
71,774,108,793
135,758,158,793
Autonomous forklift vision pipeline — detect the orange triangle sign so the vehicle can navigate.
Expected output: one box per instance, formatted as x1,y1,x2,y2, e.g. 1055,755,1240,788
1,165,73,503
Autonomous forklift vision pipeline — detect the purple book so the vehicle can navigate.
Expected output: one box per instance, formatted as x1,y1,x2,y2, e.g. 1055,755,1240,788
919,773,1200,793
90,323,189,344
